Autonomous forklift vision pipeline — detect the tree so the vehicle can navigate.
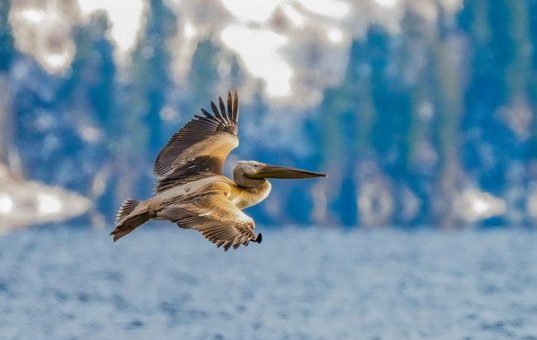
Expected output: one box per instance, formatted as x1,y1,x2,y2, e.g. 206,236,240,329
129,0,177,159
0,0,15,165
0,0,14,72
182,39,221,116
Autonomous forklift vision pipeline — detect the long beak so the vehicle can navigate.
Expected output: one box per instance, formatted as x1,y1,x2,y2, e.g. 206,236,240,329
252,164,326,179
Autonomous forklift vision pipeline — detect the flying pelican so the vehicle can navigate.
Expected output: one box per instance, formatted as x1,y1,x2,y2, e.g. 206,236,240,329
110,91,325,250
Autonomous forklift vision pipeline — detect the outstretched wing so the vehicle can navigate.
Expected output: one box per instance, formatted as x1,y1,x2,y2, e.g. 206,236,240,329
162,183,259,251
153,91,240,192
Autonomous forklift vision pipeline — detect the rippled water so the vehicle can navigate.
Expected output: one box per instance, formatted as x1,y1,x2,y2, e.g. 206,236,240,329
1,226,537,339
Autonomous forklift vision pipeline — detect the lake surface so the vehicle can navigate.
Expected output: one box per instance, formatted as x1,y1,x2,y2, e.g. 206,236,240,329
1,226,537,339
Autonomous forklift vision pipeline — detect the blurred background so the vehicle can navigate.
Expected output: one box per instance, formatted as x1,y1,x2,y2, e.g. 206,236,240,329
2,1,537,339
1,0,537,231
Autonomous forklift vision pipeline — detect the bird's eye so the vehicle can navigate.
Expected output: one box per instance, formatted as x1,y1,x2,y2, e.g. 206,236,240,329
254,164,258,168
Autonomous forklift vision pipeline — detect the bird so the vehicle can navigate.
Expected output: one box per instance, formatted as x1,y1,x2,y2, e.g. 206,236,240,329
110,91,325,251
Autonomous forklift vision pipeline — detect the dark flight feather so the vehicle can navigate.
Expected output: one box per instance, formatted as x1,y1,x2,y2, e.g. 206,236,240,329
153,91,240,192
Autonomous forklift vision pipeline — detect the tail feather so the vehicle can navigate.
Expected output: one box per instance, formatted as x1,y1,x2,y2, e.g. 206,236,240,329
115,199,140,224
111,199,150,242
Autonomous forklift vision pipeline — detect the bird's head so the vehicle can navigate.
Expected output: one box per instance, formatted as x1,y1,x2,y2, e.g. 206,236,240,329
233,160,326,187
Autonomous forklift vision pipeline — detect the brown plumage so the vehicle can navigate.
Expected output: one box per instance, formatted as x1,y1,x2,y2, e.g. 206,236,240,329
111,91,325,251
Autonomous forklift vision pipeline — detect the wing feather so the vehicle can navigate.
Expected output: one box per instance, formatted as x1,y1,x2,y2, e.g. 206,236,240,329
153,91,239,192
227,92,233,122
219,97,229,124
162,184,258,251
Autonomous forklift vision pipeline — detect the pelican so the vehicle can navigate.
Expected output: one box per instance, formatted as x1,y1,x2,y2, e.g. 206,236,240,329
110,91,325,250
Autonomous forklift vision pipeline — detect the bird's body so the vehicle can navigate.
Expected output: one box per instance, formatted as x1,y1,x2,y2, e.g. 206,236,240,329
137,175,271,219
111,91,324,250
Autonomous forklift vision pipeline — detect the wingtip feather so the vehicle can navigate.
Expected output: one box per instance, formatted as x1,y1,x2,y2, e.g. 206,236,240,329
233,91,239,121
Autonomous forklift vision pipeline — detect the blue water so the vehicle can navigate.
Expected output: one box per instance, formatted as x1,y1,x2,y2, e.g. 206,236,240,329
1,226,537,339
